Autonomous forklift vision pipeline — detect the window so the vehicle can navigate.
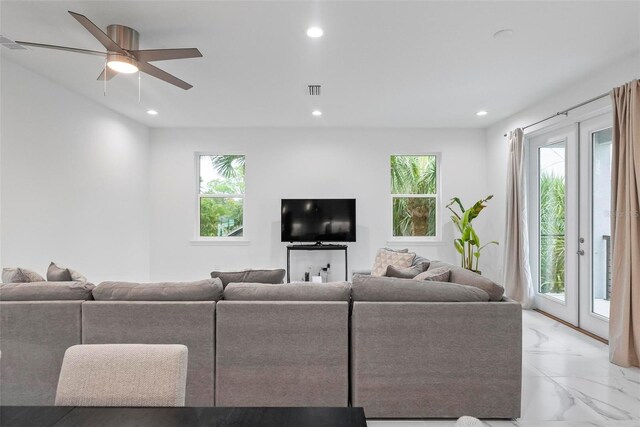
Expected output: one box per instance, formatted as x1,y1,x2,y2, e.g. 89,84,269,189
197,154,245,238
390,155,439,238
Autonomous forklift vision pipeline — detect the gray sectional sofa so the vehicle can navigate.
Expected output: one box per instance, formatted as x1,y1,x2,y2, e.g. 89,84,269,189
0,264,522,419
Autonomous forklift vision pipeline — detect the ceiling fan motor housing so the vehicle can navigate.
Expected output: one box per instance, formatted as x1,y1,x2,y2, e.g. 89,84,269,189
107,24,139,51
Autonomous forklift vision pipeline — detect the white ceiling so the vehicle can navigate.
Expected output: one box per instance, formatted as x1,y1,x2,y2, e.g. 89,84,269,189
1,1,639,128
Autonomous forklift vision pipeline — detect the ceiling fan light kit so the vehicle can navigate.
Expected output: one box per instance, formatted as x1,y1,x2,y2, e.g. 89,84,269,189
105,24,139,73
107,54,138,73
15,11,202,90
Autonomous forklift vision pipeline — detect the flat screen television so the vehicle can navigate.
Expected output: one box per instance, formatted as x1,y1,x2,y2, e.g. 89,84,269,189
281,199,356,243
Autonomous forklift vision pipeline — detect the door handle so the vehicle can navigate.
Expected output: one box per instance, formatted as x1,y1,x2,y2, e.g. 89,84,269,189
577,249,585,256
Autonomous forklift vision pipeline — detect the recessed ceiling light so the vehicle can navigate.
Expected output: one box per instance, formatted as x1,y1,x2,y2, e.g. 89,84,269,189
493,29,514,39
146,109,158,116
476,111,488,116
312,110,322,116
306,27,324,38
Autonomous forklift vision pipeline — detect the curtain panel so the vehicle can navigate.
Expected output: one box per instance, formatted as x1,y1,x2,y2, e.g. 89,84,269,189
503,128,535,308
609,79,640,368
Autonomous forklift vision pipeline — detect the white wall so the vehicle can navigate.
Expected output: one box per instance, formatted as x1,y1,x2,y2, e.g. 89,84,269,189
7,55,632,286
484,53,640,283
0,59,151,282
149,128,494,282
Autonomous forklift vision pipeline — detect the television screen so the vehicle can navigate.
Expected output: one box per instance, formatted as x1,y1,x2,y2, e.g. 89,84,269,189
281,199,356,243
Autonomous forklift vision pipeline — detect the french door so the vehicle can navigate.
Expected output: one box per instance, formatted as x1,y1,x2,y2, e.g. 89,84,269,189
528,113,611,339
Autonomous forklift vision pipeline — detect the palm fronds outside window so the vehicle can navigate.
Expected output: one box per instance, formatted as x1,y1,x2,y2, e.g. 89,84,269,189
198,155,245,238
391,155,438,237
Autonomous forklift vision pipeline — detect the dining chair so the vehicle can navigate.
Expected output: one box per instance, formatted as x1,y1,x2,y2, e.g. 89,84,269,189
55,344,188,407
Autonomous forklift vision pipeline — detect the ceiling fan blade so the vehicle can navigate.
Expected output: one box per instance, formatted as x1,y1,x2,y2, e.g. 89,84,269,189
137,61,193,90
129,48,202,62
68,11,125,54
97,66,118,81
14,41,106,57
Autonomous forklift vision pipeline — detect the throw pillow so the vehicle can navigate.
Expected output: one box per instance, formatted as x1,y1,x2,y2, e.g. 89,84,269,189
428,260,505,301
210,269,286,288
46,262,87,282
2,267,45,283
47,262,72,281
414,266,451,282
385,261,430,279
371,248,416,277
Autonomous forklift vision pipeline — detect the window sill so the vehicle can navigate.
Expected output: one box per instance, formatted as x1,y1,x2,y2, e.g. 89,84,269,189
386,239,448,247
190,239,250,246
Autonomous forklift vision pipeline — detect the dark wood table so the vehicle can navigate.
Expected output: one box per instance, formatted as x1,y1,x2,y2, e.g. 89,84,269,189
0,406,367,427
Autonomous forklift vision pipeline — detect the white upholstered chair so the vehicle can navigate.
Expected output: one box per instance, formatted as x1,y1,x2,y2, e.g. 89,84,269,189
55,344,188,407
455,416,485,427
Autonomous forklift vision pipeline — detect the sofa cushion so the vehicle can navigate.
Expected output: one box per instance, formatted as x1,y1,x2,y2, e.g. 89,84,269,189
47,262,87,282
351,275,489,302
224,282,351,301
211,269,286,288
2,267,45,283
414,266,451,282
0,281,95,301
93,279,223,301
371,249,416,276
429,261,505,301
385,261,430,279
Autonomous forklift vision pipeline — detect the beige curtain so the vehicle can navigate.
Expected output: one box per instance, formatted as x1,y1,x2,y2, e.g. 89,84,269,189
503,128,535,308
610,79,640,368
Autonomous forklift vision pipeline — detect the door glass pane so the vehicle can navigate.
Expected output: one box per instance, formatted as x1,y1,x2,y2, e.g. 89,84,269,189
592,128,612,318
539,142,566,301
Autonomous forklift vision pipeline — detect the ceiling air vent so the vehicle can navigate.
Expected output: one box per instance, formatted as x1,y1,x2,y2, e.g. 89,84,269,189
0,34,26,50
308,85,321,96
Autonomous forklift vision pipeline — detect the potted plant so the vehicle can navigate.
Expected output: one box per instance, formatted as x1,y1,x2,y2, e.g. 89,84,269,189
446,195,498,274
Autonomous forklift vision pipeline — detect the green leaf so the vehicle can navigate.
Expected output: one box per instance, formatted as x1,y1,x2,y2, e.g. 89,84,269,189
454,240,464,254
470,228,480,247
461,225,472,242
461,209,473,228
478,241,499,251
450,216,462,233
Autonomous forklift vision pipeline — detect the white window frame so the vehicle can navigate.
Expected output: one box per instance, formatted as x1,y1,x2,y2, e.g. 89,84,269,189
194,152,247,243
389,153,442,243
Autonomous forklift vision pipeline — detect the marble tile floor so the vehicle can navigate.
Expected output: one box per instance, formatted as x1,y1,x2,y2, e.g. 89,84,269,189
367,310,640,427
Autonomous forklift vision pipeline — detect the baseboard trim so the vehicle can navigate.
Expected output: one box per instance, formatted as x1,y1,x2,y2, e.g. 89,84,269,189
534,309,609,345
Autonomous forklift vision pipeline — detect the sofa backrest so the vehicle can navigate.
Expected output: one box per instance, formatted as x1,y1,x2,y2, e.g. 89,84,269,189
81,301,216,407
0,301,84,405
223,281,351,301
216,300,349,407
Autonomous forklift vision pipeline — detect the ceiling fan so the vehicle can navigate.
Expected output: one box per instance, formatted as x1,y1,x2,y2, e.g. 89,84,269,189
16,11,202,90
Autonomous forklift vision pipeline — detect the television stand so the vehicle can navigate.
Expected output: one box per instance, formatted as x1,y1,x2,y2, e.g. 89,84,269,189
286,244,348,283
